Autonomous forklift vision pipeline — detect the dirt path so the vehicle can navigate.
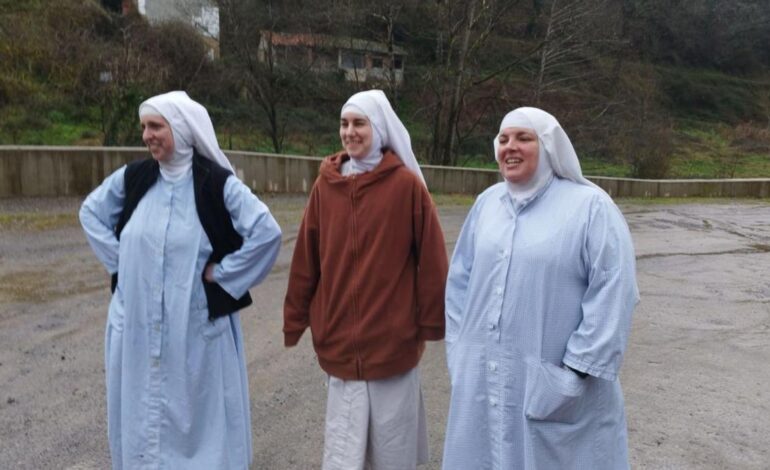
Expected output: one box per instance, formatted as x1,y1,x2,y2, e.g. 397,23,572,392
0,196,768,469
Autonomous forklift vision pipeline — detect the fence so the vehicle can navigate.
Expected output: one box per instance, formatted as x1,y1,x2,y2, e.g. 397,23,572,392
1,146,768,198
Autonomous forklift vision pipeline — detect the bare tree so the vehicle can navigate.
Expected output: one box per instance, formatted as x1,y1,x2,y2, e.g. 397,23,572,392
94,20,169,145
417,0,519,166
216,0,333,153
531,0,620,104
364,2,405,106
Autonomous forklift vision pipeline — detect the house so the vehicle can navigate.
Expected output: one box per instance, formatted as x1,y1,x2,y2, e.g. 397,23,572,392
257,31,407,86
120,0,220,58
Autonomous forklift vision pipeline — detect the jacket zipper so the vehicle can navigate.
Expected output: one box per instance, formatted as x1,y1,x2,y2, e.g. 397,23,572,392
349,180,363,379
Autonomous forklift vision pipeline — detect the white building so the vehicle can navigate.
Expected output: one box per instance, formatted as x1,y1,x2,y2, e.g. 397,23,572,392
129,0,220,57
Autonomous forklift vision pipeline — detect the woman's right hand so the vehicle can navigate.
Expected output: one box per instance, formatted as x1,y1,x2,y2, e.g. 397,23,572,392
204,263,217,283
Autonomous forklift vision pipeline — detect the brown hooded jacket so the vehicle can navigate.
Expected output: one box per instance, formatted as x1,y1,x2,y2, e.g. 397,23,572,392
283,150,448,380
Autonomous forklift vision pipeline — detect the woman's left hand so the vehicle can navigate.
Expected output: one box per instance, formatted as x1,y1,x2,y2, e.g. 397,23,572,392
204,263,217,283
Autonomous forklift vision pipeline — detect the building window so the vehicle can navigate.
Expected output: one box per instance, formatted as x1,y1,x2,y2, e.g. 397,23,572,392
314,49,337,69
393,57,403,70
371,57,384,69
341,51,365,69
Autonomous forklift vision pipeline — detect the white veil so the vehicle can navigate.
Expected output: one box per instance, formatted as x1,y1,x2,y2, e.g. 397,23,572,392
341,90,426,186
139,91,235,176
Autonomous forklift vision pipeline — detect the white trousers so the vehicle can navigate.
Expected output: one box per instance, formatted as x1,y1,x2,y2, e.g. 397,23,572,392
322,367,429,470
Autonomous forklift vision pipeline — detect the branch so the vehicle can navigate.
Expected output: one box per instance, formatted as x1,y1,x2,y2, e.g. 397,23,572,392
540,70,595,91
472,42,544,86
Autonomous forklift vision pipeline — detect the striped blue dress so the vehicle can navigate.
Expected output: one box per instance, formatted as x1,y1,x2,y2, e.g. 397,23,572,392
80,167,281,469
443,177,639,470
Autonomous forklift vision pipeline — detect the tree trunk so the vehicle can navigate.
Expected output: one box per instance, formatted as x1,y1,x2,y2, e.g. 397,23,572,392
534,0,557,104
442,0,477,166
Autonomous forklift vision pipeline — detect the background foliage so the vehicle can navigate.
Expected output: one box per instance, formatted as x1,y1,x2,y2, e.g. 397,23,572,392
1,0,769,178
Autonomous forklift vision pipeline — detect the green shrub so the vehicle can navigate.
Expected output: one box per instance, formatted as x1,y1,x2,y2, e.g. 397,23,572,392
660,67,765,123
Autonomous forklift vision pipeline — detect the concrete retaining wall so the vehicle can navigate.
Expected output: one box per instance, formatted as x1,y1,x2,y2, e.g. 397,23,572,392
1,146,768,198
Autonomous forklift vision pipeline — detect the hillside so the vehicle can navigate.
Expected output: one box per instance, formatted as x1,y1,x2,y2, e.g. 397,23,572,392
1,0,769,179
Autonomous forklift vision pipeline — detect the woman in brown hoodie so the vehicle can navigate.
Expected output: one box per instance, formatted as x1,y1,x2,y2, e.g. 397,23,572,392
283,90,448,469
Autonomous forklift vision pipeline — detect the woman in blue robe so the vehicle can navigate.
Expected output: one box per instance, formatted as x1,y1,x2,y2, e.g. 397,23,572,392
80,91,281,469
442,107,639,470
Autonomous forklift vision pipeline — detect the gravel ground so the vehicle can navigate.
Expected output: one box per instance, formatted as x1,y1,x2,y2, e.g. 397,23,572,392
0,195,768,469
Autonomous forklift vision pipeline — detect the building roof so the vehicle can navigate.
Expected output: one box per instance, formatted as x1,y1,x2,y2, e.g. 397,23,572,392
261,31,407,56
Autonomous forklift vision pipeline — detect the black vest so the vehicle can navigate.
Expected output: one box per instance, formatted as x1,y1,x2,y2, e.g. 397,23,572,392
113,152,253,320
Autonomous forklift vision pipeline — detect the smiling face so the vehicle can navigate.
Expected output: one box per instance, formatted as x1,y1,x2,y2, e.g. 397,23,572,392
339,112,374,159
497,127,540,184
141,115,175,162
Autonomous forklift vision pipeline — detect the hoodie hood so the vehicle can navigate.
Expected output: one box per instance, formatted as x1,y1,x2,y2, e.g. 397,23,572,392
320,150,405,189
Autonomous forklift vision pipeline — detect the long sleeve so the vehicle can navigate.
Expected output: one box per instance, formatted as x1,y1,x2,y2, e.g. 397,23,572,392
212,177,282,299
79,166,126,275
562,197,640,381
413,185,449,341
444,197,480,345
282,183,321,346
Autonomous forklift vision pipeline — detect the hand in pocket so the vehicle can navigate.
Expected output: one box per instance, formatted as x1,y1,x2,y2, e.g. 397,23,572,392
525,360,588,424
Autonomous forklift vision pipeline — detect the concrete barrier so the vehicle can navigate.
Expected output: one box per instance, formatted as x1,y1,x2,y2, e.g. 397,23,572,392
1,146,768,198
591,176,770,198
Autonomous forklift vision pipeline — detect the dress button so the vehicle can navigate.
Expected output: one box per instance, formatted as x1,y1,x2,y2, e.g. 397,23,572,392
488,362,497,372
489,323,496,331
495,287,503,295
489,398,497,407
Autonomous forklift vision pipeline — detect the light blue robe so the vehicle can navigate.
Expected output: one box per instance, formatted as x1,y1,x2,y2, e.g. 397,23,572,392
80,166,281,469
443,177,639,470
